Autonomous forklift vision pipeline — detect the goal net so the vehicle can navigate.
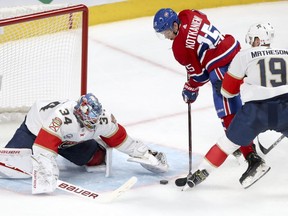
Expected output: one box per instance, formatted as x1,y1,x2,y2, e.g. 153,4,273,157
0,4,88,122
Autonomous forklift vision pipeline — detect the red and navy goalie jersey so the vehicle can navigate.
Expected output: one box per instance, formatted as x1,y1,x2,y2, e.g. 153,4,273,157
172,9,240,88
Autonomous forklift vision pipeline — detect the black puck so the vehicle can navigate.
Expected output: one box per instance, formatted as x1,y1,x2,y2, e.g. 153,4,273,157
160,180,168,185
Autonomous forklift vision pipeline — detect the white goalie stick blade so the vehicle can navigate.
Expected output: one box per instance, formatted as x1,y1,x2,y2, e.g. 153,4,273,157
99,176,138,202
0,161,137,203
57,176,138,203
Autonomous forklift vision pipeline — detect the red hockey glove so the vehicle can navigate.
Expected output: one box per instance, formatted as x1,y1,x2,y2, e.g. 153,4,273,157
182,82,199,103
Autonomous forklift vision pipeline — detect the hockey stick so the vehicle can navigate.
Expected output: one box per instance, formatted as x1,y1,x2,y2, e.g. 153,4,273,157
257,134,286,155
0,161,137,203
175,103,193,187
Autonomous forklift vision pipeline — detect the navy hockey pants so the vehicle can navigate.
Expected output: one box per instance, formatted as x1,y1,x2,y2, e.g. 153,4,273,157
226,93,288,146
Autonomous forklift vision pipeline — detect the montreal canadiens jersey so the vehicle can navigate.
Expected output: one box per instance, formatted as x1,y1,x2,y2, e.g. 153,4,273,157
25,100,125,153
172,9,240,87
223,46,288,103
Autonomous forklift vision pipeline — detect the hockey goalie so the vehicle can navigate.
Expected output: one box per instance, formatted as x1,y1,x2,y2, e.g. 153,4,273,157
0,93,168,194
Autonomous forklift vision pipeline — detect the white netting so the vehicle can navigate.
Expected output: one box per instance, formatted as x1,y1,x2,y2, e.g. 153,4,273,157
0,4,69,19
0,4,87,122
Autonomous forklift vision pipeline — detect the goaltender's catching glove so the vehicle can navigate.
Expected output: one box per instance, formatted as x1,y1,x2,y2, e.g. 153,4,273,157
182,82,199,103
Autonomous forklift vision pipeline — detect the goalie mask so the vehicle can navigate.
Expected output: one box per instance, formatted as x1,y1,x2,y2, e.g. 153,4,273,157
245,22,274,46
74,93,102,130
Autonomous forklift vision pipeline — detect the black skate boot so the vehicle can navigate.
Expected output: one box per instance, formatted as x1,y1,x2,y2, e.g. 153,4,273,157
239,152,270,188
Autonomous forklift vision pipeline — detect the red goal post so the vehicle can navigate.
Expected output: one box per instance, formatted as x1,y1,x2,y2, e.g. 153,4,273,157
0,4,88,121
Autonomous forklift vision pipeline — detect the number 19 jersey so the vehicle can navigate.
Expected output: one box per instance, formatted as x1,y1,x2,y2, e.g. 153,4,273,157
226,46,288,103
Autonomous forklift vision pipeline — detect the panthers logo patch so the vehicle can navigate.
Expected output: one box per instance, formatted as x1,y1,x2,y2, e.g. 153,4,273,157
49,117,62,132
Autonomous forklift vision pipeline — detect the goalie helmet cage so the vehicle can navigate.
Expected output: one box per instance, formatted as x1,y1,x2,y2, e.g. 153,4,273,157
0,4,88,121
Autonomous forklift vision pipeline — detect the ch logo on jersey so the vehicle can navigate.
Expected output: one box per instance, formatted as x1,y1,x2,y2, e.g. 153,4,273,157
49,117,62,132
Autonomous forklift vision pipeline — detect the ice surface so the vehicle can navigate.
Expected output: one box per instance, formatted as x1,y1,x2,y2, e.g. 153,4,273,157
1,2,288,216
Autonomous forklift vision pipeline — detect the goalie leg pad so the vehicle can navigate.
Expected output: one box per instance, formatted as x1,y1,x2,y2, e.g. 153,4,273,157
32,145,59,194
0,148,32,178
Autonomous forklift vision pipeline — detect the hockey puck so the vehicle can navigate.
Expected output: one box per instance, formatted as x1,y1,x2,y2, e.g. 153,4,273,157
160,180,168,185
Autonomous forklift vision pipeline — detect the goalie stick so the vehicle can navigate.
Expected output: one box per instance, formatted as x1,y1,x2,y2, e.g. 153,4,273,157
0,161,137,203
257,134,286,155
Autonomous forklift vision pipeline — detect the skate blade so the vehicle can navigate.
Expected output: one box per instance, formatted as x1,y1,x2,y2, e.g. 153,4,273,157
241,164,271,189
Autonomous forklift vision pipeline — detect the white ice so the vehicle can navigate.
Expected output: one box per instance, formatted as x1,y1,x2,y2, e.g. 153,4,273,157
1,1,288,216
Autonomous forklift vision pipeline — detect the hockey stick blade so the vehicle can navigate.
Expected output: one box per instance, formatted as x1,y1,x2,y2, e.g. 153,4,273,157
175,172,193,187
175,177,187,187
0,161,137,203
100,176,138,202
57,176,138,203
258,134,285,155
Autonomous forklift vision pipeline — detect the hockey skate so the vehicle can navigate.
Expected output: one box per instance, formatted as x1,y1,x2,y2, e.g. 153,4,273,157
183,169,209,190
239,152,270,189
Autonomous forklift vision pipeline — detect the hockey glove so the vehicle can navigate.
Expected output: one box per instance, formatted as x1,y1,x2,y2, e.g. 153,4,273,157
182,82,199,103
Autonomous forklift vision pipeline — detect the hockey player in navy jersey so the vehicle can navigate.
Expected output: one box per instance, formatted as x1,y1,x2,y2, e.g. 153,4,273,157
1,93,168,194
184,22,288,189
153,8,264,185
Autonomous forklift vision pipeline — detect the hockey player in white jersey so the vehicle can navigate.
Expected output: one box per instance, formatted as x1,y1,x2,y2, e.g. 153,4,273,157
181,22,288,189
1,93,168,194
